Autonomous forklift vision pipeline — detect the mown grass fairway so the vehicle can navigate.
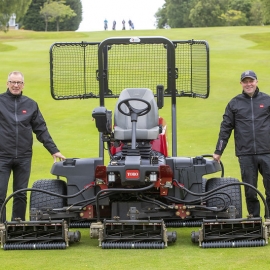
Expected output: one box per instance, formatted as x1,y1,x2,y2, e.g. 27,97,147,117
0,26,270,269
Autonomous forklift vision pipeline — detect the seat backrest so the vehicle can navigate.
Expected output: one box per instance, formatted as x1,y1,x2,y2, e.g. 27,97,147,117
114,88,159,140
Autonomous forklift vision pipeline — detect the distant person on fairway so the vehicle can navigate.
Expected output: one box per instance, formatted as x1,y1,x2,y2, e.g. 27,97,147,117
128,19,133,30
112,20,116,30
213,70,270,218
122,19,126,30
104,19,108,30
0,71,66,222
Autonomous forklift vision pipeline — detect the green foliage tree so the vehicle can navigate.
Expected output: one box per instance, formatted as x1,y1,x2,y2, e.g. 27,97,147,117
154,2,168,29
22,0,48,31
261,0,270,23
59,0,82,31
166,0,194,28
40,1,54,31
39,1,76,31
219,9,247,26
155,0,269,28
189,0,228,27
0,0,32,32
250,0,264,25
22,0,82,31
228,0,252,25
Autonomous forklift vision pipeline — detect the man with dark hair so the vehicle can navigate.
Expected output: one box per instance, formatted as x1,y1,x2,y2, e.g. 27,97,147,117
213,70,270,218
0,71,65,222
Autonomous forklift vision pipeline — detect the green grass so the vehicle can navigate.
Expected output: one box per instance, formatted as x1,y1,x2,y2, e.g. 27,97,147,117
1,26,270,269
4,228,270,270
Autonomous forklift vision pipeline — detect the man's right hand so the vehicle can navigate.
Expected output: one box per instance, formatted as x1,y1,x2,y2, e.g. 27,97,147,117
213,154,221,163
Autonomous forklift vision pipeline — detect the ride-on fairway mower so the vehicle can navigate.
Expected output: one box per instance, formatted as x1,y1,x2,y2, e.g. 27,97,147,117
1,36,270,250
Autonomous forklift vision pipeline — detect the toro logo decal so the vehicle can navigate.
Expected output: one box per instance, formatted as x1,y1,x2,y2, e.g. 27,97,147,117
126,170,140,179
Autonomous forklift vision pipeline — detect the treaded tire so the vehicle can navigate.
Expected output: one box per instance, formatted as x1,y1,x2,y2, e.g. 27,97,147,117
30,179,67,211
206,177,242,218
202,178,207,193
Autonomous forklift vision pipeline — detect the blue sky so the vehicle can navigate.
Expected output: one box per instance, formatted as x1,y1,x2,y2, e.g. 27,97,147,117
78,0,165,31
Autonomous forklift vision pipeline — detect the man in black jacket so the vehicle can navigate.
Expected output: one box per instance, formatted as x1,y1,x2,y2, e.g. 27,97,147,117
0,71,66,222
213,70,270,218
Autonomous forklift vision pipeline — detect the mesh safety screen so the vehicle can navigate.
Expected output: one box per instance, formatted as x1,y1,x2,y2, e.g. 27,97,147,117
175,40,209,98
106,43,167,96
50,40,209,100
50,42,99,99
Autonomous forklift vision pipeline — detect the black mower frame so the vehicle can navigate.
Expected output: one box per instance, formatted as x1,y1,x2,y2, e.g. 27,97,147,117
49,36,210,157
1,36,270,250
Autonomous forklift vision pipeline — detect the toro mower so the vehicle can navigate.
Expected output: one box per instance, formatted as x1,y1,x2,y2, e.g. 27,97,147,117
1,36,270,250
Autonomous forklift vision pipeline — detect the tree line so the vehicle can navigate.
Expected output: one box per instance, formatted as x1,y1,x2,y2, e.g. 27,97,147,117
0,0,82,32
155,0,270,28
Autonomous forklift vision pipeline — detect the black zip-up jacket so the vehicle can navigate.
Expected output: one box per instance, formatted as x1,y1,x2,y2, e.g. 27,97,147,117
0,89,59,158
215,87,270,156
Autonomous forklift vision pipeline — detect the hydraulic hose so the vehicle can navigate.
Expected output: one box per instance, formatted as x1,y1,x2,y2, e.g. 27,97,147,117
95,183,155,222
173,180,270,219
0,183,94,223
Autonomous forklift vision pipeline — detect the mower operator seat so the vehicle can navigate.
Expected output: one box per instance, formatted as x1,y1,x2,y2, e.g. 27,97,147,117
114,88,159,140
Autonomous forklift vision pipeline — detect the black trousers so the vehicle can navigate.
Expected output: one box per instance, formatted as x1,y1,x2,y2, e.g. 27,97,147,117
0,157,32,222
238,154,270,218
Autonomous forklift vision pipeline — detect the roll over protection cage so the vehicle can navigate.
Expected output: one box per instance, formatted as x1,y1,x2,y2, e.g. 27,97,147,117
50,36,210,157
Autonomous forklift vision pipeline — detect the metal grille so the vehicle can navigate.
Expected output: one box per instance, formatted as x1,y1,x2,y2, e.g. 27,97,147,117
106,44,167,96
175,40,209,98
50,42,99,99
50,39,209,100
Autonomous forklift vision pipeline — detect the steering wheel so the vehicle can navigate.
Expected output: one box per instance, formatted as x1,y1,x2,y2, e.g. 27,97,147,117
118,98,151,117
